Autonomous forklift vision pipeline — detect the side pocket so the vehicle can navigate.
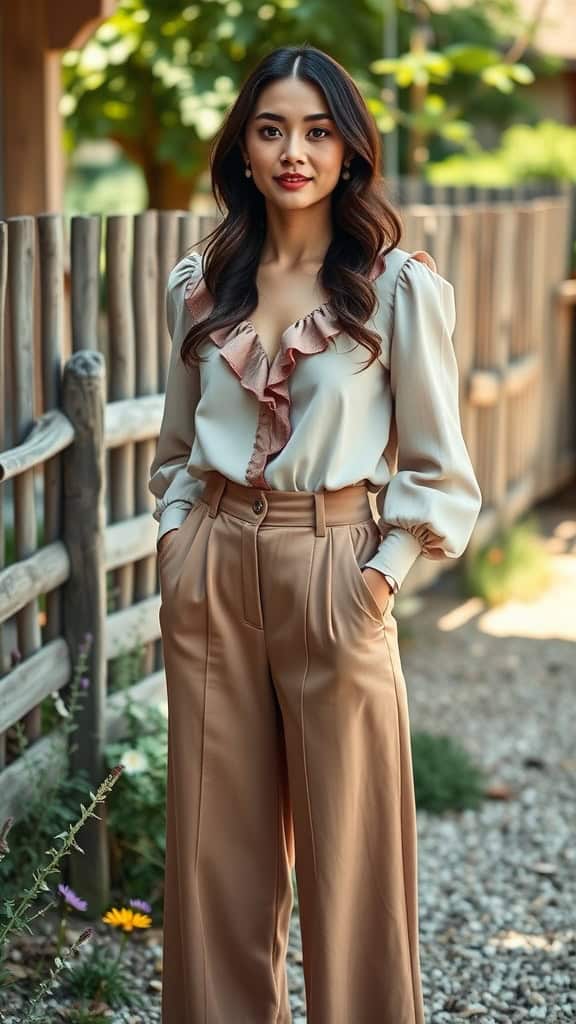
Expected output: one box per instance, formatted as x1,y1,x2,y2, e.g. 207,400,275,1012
346,524,392,622
158,502,204,585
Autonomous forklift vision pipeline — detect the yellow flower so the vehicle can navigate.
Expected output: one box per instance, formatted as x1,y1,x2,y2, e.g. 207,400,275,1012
102,907,152,932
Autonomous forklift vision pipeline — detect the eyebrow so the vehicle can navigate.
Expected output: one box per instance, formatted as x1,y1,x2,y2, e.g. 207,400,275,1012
253,111,334,123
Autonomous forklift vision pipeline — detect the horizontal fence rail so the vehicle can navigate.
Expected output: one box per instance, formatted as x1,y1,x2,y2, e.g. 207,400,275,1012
0,194,575,910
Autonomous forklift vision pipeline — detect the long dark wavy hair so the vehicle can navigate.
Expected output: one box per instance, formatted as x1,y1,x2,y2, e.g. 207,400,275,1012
180,44,403,372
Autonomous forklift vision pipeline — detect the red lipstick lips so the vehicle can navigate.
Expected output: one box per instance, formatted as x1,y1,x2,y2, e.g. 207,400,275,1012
275,174,312,190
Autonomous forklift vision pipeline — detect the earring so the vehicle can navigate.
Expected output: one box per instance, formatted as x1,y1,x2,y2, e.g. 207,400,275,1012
244,164,252,178
341,162,351,180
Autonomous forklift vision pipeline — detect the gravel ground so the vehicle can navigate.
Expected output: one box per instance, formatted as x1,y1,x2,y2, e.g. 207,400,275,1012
2,487,574,1023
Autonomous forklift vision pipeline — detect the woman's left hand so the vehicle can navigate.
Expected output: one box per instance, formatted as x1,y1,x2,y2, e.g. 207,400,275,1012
410,250,437,272
361,568,394,614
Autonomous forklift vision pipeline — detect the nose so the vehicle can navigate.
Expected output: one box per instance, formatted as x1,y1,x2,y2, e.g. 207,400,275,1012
282,132,306,163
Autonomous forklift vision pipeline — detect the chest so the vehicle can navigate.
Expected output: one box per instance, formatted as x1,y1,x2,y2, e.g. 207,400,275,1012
248,268,330,363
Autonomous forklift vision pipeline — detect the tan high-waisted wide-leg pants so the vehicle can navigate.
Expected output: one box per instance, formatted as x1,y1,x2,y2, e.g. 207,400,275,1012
158,470,425,1024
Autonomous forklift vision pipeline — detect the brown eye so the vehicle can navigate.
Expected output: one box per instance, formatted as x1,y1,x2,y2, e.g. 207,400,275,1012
258,126,331,140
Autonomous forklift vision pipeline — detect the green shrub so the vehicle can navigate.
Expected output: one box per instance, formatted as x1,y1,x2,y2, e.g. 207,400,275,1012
0,773,91,903
104,701,168,910
427,119,576,186
465,513,552,607
64,945,143,1010
0,637,94,902
412,731,486,813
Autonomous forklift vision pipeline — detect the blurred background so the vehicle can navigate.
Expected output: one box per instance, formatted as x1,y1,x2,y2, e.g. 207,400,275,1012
1,0,575,245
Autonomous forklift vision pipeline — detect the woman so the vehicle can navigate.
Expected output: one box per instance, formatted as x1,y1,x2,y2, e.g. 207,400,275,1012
149,44,482,1024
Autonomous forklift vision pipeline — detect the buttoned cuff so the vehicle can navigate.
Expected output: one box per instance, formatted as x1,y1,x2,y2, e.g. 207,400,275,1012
363,527,423,592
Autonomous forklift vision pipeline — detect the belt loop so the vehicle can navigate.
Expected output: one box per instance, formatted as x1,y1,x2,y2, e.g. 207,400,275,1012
208,473,227,518
314,492,326,537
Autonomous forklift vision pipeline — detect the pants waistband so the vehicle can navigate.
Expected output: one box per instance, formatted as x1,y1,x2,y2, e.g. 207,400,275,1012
199,471,373,537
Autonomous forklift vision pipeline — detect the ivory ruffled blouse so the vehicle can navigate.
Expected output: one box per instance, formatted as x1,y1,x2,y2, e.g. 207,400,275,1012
148,245,482,594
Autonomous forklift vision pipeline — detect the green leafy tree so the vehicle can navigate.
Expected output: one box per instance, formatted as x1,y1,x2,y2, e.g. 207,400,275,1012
370,0,563,173
62,0,381,207
61,0,554,207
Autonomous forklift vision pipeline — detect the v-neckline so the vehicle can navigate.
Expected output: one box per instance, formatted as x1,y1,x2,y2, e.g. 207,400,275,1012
240,301,332,368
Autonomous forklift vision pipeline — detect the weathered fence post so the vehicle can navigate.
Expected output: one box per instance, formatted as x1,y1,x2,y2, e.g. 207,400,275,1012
8,216,42,744
62,349,109,913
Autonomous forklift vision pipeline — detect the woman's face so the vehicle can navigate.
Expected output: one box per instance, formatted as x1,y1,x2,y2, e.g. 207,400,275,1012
241,76,351,210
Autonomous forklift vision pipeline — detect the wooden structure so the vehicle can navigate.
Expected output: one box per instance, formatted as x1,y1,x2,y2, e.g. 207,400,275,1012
0,1,116,217
0,196,575,911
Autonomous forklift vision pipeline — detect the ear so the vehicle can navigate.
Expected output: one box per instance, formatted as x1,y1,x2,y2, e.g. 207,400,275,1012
410,249,437,273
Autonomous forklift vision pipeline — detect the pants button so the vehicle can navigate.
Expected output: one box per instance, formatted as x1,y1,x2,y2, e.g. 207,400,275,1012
253,499,265,513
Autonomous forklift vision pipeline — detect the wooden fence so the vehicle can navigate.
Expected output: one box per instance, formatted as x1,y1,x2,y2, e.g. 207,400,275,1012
0,194,575,910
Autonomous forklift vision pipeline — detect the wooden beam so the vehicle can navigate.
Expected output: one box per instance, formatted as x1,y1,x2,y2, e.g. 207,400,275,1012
0,5,63,215
46,0,117,51
0,639,70,734
0,1,117,217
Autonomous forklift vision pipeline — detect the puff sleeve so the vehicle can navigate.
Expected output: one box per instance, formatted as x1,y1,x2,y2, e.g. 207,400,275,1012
148,255,205,547
363,256,482,591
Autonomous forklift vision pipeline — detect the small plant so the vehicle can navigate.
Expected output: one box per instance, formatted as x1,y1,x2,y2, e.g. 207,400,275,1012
0,631,122,1018
1,635,94,902
64,903,151,1010
60,1007,112,1024
64,945,138,1010
105,700,168,907
16,928,94,1024
412,731,486,814
465,513,552,607
0,766,124,958
107,642,146,695
0,764,124,1022
55,884,88,960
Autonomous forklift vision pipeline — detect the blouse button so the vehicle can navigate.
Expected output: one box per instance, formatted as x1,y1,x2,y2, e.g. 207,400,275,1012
253,499,265,514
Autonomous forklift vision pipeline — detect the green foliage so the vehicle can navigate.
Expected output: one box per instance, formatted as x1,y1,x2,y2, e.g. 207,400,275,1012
59,1008,110,1024
412,732,486,813
107,643,147,696
2,521,45,566
465,513,552,608
1,638,94,903
61,0,381,183
65,153,147,216
64,946,143,1010
61,0,548,198
0,773,90,903
371,43,533,92
0,766,123,1022
104,701,168,908
371,0,548,167
427,120,576,186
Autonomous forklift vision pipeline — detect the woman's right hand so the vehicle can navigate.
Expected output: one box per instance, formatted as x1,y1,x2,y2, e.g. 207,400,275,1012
158,528,179,558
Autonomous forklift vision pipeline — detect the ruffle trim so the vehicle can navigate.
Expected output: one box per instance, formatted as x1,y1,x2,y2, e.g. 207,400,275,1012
184,248,387,487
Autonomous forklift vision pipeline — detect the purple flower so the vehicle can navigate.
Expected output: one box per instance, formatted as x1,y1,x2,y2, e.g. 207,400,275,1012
58,883,87,912
129,897,152,914
79,676,90,690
